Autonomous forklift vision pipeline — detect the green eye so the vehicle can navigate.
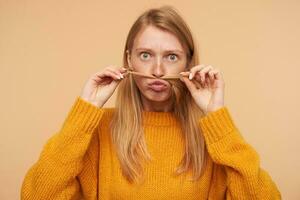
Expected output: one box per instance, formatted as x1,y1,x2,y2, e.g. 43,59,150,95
140,52,150,60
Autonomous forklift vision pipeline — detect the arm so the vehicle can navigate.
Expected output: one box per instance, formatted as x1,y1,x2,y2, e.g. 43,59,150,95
199,107,281,200
21,97,104,200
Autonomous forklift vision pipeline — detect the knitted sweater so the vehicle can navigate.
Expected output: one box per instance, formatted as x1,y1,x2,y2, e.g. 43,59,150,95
21,97,281,200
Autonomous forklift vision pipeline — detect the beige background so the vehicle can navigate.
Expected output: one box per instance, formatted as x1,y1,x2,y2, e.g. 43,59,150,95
1,0,299,199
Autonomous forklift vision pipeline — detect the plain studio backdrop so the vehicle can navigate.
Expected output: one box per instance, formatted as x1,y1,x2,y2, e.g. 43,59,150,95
1,0,299,199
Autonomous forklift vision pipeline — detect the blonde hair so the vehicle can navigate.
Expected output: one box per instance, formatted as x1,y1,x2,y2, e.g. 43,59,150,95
110,5,207,184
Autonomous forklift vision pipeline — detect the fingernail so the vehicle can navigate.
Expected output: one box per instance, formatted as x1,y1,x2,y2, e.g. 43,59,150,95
189,73,192,80
120,73,124,79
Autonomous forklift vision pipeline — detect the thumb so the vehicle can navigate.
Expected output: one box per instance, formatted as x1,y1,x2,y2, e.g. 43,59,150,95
181,77,197,93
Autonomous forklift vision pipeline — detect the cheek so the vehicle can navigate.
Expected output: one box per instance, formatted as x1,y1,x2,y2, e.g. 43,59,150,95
133,76,146,91
133,63,152,74
174,61,188,73
132,58,150,70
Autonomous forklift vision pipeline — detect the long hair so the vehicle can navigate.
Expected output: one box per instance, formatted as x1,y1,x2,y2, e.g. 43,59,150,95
110,5,207,184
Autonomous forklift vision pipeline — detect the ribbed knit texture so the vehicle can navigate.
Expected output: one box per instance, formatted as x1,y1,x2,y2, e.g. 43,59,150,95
21,97,281,200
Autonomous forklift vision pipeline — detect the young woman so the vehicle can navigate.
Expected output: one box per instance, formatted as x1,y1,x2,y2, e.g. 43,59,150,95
21,6,281,200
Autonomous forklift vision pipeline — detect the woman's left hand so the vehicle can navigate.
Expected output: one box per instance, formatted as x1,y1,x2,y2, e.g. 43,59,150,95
180,64,225,115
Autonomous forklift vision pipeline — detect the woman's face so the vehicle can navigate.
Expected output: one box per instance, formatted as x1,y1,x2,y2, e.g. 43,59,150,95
128,25,187,103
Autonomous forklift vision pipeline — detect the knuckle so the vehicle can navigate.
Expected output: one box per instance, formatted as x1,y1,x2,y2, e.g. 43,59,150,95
190,67,197,72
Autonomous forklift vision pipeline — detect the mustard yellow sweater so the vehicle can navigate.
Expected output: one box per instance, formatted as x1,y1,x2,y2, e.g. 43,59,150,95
21,97,281,200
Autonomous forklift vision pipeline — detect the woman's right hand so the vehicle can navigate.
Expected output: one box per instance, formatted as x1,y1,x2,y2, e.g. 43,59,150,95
80,66,127,108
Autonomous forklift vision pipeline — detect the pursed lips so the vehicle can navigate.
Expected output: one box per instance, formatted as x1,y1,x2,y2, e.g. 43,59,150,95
148,80,168,92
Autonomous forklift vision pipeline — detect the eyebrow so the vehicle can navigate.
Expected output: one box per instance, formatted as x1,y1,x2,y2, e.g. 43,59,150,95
135,47,184,54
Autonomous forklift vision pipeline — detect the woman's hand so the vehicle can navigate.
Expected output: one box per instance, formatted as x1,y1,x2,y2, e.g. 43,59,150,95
180,64,225,115
80,66,127,108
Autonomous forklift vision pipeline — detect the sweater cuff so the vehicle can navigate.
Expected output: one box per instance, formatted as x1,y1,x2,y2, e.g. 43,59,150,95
61,96,105,134
199,107,236,144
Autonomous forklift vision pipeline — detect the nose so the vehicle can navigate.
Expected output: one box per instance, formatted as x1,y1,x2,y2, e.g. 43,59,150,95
151,58,165,78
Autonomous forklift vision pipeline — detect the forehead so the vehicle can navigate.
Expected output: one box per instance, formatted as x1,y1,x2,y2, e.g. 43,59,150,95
133,25,184,51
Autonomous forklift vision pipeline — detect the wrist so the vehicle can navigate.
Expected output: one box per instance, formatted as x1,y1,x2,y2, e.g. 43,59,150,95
205,105,224,115
79,96,103,108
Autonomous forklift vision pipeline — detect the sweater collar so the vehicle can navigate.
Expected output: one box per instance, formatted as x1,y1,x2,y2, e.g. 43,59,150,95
142,110,179,126
103,108,180,126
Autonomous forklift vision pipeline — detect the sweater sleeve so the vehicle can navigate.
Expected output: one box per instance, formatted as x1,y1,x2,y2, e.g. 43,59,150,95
21,97,105,200
199,107,281,200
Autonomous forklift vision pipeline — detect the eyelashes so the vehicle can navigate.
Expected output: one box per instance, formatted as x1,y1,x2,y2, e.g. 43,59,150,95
139,52,179,62
139,52,151,60
168,54,178,61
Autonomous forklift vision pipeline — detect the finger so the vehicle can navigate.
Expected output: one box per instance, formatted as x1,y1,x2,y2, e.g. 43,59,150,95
97,71,122,81
179,71,190,76
205,76,211,88
199,65,213,83
182,77,197,93
189,64,205,80
179,71,190,80
115,66,128,75
212,68,223,81
106,68,124,79
192,79,203,89
208,69,218,81
120,67,128,73
208,69,224,86
115,67,128,78
194,73,202,82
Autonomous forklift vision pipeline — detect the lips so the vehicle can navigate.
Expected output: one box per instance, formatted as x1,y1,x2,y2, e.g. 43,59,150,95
148,80,168,92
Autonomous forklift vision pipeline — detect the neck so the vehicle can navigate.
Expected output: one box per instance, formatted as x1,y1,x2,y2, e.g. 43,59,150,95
141,96,174,112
